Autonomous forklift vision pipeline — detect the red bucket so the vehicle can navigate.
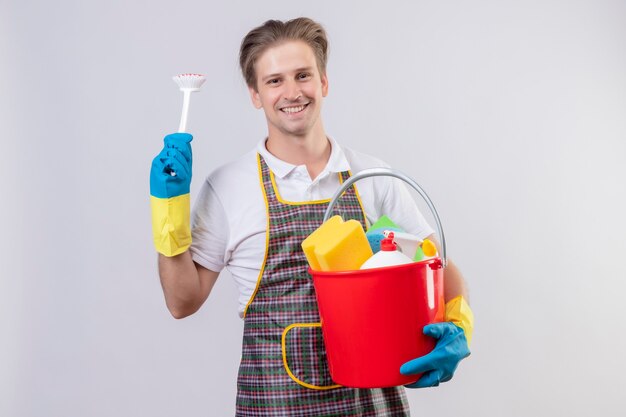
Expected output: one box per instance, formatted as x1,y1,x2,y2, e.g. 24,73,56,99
313,167,449,388
310,258,445,388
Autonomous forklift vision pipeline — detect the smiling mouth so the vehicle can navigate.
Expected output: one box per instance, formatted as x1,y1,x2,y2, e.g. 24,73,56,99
280,103,309,114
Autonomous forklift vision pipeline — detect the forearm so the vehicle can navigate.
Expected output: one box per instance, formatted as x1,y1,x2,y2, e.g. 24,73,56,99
158,251,205,318
151,133,219,318
426,234,469,303
442,258,469,303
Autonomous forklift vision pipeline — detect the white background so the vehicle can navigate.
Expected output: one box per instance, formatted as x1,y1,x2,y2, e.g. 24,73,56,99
2,0,625,416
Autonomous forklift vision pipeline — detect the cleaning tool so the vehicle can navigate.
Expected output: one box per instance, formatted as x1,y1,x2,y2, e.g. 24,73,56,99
322,168,447,265
167,74,205,177
149,74,204,256
382,230,438,260
365,215,403,253
360,232,414,269
383,230,422,259
150,133,193,256
302,215,373,271
400,296,474,388
173,73,206,133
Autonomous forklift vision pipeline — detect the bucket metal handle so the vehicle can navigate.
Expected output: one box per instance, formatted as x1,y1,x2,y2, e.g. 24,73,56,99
323,167,447,268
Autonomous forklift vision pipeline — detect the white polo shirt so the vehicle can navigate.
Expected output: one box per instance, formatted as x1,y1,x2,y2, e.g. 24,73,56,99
190,137,434,317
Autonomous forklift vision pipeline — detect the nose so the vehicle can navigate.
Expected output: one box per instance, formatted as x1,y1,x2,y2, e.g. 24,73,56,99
284,80,302,101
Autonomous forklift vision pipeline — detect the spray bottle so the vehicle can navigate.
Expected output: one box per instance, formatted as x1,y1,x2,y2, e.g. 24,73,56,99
360,232,414,269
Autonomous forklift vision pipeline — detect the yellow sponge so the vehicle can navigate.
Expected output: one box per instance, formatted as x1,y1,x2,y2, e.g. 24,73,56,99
302,215,373,272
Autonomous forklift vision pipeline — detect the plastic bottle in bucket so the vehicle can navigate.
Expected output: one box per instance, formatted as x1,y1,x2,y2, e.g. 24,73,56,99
382,230,439,262
360,232,413,269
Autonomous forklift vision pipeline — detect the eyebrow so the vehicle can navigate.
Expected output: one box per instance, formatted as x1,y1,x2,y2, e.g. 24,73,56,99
261,67,314,82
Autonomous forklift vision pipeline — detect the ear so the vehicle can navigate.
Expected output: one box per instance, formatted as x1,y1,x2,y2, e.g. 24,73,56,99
248,86,263,109
321,73,329,97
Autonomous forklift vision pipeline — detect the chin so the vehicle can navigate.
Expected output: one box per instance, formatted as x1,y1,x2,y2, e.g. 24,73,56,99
275,122,310,137
282,129,308,137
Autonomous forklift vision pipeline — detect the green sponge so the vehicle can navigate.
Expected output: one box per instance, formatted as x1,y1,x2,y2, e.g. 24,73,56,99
367,215,401,232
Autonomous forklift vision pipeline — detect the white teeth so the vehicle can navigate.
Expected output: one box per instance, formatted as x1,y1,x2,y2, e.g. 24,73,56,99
282,105,306,113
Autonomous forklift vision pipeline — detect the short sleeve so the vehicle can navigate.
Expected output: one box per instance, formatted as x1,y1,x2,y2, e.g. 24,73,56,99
189,178,229,272
377,176,435,240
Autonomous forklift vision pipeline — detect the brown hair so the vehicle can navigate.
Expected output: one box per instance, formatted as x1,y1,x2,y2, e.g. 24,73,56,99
239,17,329,90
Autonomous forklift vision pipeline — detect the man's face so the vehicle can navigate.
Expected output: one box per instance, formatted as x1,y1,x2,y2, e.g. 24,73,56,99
249,40,329,138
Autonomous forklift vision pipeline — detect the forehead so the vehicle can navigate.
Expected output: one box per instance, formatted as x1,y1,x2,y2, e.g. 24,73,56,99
255,40,318,78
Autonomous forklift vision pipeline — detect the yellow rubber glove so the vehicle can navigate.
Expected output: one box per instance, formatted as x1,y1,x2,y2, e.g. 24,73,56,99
445,295,474,346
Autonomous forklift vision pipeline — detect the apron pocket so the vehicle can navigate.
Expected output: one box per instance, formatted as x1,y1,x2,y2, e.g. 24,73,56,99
281,323,341,390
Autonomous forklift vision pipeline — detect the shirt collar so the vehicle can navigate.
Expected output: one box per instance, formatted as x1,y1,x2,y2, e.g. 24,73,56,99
256,136,351,179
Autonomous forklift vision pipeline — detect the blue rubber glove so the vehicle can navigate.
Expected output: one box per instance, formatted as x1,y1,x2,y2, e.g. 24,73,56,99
150,133,193,198
400,322,470,388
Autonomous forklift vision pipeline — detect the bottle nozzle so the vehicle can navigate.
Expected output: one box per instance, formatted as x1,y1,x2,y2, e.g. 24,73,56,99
380,232,397,251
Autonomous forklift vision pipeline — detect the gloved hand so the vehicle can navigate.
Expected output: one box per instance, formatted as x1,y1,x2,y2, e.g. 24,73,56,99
150,133,193,257
400,296,474,388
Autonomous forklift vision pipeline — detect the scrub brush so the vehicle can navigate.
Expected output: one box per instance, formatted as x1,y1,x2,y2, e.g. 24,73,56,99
172,73,206,133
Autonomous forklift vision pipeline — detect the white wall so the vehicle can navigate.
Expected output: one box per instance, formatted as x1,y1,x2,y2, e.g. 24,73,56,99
2,0,625,416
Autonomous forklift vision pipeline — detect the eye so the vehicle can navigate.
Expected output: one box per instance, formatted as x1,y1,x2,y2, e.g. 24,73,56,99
267,78,281,85
297,73,311,80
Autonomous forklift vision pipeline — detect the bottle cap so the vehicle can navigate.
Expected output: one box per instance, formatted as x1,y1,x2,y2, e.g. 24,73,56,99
380,232,397,251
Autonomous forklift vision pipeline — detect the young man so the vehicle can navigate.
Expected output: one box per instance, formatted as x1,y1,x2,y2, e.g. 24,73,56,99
150,17,474,416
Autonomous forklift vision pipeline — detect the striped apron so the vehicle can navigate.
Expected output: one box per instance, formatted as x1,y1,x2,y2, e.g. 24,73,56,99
234,154,410,416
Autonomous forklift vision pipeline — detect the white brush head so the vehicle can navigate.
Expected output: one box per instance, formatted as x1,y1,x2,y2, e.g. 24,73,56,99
172,73,206,92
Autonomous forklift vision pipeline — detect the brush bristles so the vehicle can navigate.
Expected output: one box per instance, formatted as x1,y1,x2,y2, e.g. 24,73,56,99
173,73,206,91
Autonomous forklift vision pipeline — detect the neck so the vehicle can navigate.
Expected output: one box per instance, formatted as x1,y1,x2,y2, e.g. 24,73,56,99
266,125,331,179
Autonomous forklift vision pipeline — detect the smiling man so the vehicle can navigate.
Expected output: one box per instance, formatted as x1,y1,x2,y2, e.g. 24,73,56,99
247,31,331,180
150,17,473,417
